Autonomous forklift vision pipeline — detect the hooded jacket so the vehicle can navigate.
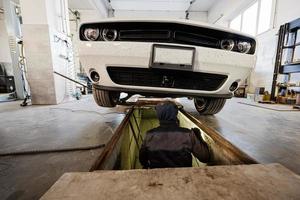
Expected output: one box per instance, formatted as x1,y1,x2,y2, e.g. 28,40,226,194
139,102,210,168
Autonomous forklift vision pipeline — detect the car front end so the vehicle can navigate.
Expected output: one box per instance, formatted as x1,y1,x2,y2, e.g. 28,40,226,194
78,19,256,114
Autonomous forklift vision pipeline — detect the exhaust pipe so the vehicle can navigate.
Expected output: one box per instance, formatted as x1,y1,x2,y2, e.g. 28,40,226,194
229,81,239,92
90,70,100,82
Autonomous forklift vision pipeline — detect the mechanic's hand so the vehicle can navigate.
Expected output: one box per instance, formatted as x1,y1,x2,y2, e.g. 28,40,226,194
191,128,203,142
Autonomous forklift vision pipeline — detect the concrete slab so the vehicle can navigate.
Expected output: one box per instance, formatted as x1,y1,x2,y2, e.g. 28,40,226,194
41,164,300,200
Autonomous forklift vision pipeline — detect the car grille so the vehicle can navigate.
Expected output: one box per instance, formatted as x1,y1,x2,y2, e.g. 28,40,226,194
173,31,219,48
118,30,219,48
107,67,227,91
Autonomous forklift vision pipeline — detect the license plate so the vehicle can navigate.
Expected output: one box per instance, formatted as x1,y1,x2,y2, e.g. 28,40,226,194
151,44,195,71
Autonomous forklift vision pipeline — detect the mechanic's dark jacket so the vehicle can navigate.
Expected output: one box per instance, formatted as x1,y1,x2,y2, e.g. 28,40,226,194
139,103,210,168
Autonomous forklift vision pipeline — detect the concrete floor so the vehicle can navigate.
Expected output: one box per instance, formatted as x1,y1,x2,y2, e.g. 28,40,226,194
0,96,125,200
0,96,300,199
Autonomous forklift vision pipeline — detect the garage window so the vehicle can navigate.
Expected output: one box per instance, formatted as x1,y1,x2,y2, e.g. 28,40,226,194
229,0,274,36
242,2,258,36
257,0,274,34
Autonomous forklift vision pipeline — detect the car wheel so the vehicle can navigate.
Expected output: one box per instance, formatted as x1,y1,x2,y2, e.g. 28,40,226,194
92,87,120,107
194,98,226,115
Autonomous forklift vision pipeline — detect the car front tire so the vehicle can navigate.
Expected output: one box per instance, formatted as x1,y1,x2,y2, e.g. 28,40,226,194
194,98,226,115
92,87,120,107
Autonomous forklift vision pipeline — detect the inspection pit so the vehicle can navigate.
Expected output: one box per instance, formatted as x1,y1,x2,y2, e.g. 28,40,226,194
90,104,257,171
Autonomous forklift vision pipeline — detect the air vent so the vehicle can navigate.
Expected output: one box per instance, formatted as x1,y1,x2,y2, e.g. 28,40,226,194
174,31,219,48
119,30,171,40
107,67,227,91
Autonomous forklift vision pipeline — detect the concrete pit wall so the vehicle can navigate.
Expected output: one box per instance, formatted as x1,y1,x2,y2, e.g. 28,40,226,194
93,106,257,170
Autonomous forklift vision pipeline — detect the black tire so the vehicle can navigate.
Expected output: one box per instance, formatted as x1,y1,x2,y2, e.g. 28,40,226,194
92,87,120,107
194,98,226,115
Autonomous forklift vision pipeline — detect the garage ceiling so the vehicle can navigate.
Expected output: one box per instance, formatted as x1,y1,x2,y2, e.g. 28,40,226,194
68,0,217,12
68,0,95,10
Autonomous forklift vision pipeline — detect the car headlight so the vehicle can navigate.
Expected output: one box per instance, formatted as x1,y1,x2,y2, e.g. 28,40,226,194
220,39,235,51
102,29,118,41
83,28,100,41
237,41,251,54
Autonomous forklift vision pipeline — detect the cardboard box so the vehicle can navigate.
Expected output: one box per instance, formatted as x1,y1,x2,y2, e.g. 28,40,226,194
278,96,288,104
287,98,296,105
263,93,271,101
296,94,300,105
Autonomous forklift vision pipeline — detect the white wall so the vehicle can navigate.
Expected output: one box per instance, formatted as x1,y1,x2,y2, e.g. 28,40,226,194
249,29,277,92
20,0,48,24
274,0,300,27
0,14,13,77
113,10,208,22
78,9,101,22
46,0,72,103
0,16,12,63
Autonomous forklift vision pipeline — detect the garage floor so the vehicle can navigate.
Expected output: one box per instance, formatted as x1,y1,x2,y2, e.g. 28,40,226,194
0,96,299,199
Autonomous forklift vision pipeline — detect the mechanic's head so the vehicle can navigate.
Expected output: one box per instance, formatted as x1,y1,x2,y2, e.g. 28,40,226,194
155,101,178,123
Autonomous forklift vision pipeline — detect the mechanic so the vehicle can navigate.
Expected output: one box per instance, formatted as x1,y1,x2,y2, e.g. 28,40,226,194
139,101,211,169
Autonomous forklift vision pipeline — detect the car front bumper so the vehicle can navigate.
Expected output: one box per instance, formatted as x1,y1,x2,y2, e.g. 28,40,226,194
79,41,256,97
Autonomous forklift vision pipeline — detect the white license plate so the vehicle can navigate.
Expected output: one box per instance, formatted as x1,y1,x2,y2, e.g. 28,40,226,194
151,45,195,70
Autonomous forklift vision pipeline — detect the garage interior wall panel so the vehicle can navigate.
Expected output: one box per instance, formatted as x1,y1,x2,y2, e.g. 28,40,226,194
248,29,277,92
0,18,12,63
46,0,74,102
21,24,58,104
